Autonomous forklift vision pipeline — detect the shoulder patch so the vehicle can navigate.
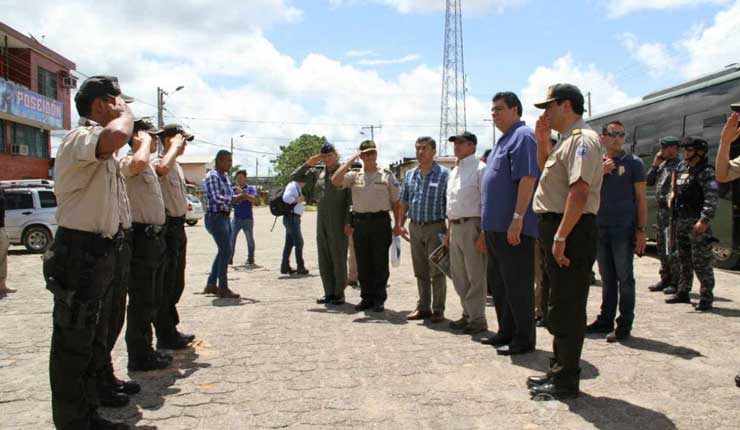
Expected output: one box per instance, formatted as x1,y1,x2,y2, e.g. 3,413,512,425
576,144,588,158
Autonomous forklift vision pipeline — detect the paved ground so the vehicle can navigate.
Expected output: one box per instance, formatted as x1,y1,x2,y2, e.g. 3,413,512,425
1,207,739,429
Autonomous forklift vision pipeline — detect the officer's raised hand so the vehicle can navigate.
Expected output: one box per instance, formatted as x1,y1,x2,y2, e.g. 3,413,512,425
652,149,664,168
307,153,323,167
131,130,151,151
534,114,551,148
603,158,616,175
720,112,740,147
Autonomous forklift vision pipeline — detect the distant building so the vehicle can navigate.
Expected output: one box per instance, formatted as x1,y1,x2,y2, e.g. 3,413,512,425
178,155,213,187
0,22,76,180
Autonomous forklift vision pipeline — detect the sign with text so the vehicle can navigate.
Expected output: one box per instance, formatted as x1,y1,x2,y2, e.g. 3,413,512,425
0,78,64,129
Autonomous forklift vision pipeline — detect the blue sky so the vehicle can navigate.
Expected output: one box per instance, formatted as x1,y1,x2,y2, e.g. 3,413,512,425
5,0,740,169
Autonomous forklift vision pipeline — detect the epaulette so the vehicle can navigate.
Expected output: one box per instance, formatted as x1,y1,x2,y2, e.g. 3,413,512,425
572,129,582,135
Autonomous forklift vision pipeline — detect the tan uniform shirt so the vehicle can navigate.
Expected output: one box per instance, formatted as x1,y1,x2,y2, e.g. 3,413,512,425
727,156,740,182
120,153,166,225
341,168,400,213
155,158,188,217
54,123,130,237
533,118,603,215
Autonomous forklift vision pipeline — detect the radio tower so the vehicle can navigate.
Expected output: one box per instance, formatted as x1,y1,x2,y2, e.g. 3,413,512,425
439,0,466,156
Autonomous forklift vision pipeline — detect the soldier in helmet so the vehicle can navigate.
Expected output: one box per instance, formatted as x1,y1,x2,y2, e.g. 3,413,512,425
646,136,681,294
665,136,718,311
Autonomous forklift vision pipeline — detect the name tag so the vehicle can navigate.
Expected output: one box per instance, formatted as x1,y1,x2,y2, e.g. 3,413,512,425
429,182,439,188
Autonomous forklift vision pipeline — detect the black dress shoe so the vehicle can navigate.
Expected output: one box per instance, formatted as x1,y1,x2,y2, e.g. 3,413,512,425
112,378,141,395
480,334,511,346
296,268,309,275
606,328,631,343
735,373,740,388
585,320,613,334
91,414,130,430
330,297,346,305
648,281,667,292
496,344,534,356
98,388,130,407
663,286,677,295
529,382,579,400
526,375,551,389
157,336,190,350
156,351,173,362
372,304,385,312
665,293,691,304
694,300,712,311
247,257,255,265
280,266,297,274
354,301,373,311
316,296,335,304
128,354,170,371
177,331,196,343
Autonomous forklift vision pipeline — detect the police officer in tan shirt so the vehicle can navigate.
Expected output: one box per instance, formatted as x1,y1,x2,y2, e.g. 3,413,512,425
120,119,172,372
45,75,134,430
152,124,195,350
332,140,401,312
526,84,603,401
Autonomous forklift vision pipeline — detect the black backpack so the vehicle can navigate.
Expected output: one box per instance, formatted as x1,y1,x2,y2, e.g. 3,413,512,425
268,187,296,217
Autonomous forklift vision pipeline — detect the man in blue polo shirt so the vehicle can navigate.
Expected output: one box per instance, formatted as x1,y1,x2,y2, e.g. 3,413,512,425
230,169,258,266
586,120,647,342
396,137,450,323
480,92,539,355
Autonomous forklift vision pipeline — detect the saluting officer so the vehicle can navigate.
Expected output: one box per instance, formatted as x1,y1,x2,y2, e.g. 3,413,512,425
45,75,133,430
153,124,196,349
527,84,603,400
664,136,719,311
291,142,352,305
122,120,172,371
646,136,681,293
332,140,402,312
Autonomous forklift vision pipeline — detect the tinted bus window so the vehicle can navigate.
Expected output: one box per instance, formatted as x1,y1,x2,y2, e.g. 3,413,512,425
634,124,657,156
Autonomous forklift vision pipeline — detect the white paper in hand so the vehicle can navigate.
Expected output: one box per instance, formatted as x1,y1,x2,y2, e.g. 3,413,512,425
390,235,401,267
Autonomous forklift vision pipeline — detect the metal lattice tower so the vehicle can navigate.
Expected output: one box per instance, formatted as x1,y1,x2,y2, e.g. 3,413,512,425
439,0,466,156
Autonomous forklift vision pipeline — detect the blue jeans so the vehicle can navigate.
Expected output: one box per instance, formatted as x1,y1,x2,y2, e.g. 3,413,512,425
282,215,305,270
230,217,255,260
596,224,636,330
205,213,232,289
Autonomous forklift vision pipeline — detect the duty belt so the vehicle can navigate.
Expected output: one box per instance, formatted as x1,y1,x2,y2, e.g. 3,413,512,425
352,211,388,220
56,226,118,255
132,222,165,238
449,217,479,225
166,215,186,226
410,219,445,226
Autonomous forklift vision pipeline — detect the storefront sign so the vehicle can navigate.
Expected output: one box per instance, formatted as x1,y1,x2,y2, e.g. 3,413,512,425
0,78,64,129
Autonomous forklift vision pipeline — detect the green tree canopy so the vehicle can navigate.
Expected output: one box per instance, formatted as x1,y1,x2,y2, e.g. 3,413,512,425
272,134,327,188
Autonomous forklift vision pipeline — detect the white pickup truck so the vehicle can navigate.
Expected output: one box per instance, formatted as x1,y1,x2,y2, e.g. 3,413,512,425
1,179,57,253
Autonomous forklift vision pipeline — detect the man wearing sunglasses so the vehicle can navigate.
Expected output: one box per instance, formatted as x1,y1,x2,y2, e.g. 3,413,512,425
585,121,647,343
665,136,718,311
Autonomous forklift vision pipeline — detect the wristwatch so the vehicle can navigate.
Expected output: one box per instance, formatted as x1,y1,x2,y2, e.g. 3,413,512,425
636,226,647,233
553,234,566,242
512,212,522,220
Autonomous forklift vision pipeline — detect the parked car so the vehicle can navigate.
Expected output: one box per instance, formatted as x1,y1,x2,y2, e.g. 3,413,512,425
186,194,204,226
0,179,57,253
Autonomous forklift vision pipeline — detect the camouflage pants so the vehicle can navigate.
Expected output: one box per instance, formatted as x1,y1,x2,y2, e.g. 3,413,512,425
676,217,715,302
655,208,679,286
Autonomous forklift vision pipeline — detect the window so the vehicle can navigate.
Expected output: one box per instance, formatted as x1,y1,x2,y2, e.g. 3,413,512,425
10,123,48,158
633,124,657,156
5,191,33,210
38,67,58,100
38,190,56,208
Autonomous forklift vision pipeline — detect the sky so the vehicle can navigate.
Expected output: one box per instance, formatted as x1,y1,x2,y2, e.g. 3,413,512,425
4,0,740,173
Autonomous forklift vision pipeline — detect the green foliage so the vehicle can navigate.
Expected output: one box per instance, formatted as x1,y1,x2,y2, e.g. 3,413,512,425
272,134,327,189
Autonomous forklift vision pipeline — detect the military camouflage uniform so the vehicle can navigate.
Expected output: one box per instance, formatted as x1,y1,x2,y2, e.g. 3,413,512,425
673,158,718,302
646,157,680,287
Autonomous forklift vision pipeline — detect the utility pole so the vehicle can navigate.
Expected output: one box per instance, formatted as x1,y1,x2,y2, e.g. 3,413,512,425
157,87,164,127
360,124,382,141
439,0,467,156
587,91,592,117
230,137,234,154
256,158,259,178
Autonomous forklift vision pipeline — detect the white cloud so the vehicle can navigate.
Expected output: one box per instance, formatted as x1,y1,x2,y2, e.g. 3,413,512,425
345,50,377,57
606,0,729,17
331,0,527,14
680,0,740,77
356,54,420,66
619,33,677,78
520,54,639,124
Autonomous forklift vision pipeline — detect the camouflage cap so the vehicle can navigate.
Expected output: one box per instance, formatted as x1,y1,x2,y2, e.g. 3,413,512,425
359,140,377,153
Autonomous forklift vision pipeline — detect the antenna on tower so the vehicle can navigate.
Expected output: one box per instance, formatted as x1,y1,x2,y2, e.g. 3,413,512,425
439,0,467,156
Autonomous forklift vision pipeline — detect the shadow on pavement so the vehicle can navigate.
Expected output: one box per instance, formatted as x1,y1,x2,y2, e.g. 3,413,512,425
102,347,210,429
352,307,409,325
702,306,740,318
211,297,259,307
617,336,703,359
306,303,359,315
276,274,319,280
689,292,732,303
562,393,677,429
509,349,600,380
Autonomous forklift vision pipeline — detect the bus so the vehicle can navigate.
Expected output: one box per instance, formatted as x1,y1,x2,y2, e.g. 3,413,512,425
587,64,740,269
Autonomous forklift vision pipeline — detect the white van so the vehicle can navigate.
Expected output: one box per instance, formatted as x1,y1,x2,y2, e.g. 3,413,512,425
1,179,57,253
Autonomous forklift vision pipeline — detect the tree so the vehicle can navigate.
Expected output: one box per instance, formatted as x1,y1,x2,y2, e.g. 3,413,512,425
272,134,327,190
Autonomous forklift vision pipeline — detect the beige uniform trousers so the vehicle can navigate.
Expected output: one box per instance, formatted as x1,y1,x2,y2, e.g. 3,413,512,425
449,218,487,324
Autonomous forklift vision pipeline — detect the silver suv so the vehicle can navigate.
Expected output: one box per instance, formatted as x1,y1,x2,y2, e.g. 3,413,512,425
0,180,57,253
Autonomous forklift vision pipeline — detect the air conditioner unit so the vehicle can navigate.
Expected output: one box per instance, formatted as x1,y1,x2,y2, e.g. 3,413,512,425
61,75,77,89
13,144,30,156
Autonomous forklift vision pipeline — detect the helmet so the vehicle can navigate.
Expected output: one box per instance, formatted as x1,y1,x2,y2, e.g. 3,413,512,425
680,136,708,152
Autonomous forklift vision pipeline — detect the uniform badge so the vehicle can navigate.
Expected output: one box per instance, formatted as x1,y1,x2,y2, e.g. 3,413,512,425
576,144,588,158
618,166,625,176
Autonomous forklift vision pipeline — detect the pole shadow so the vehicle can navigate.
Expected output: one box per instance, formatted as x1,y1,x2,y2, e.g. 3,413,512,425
616,336,702,359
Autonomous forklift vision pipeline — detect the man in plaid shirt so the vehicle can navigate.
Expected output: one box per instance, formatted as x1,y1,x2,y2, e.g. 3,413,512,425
395,137,450,323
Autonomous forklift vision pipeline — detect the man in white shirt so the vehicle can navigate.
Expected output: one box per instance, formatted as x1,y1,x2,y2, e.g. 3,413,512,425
445,131,489,334
282,179,308,275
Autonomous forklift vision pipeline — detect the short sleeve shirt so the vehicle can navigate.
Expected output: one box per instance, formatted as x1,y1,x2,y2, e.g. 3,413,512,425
597,151,646,227
533,119,603,215
446,154,485,219
728,156,740,182
233,185,257,219
342,168,400,213
282,181,304,215
155,158,188,217
120,153,166,225
54,123,130,237
481,121,540,237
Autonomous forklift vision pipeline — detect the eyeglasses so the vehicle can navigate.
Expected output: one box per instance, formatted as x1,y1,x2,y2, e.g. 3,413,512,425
605,131,625,138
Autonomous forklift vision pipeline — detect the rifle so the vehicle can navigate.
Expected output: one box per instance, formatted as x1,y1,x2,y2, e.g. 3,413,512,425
666,171,678,259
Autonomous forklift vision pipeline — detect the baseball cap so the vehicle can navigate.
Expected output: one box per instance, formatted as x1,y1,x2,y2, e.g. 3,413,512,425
132,117,163,135
161,124,195,141
359,140,377,153
680,136,708,151
320,142,336,154
534,83,584,109
448,131,478,145
75,76,134,105
659,136,680,147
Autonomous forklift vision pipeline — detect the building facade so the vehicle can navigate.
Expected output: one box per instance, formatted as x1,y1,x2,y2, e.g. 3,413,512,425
0,22,76,180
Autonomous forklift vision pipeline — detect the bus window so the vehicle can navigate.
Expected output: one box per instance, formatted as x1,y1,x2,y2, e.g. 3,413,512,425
633,124,657,156
683,113,703,137
703,114,726,145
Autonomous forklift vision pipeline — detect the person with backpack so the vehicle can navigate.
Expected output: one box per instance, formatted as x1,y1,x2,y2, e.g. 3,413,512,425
281,178,309,275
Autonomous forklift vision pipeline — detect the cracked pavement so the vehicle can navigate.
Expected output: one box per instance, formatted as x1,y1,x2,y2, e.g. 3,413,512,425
1,208,739,429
